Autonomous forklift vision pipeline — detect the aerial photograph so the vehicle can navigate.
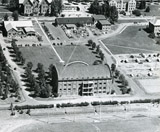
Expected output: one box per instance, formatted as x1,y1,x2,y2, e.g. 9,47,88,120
0,0,160,131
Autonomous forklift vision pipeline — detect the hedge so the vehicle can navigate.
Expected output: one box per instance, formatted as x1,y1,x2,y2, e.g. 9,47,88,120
14,104,54,110
56,102,89,108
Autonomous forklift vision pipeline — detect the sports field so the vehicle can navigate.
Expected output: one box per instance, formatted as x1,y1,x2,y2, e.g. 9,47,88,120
138,78,160,93
102,26,160,54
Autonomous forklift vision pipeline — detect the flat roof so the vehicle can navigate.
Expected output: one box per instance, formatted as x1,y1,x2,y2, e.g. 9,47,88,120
56,17,94,25
92,15,106,21
98,20,111,25
58,64,111,80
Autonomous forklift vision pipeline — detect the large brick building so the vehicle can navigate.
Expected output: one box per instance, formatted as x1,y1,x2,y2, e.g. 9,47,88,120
15,0,52,15
58,63,112,96
109,0,136,13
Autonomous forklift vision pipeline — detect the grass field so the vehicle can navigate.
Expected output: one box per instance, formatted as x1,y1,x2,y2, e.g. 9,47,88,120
14,117,160,132
19,46,61,71
0,6,12,18
20,45,98,71
55,45,98,65
102,26,160,54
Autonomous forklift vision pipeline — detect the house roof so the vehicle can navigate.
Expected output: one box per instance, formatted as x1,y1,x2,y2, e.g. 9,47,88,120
24,27,35,32
19,0,52,4
5,23,17,32
65,24,76,28
98,20,111,25
109,0,135,3
56,17,94,25
92,15,106,21
58,64,111,80
4,21,33,28
150,17,160,26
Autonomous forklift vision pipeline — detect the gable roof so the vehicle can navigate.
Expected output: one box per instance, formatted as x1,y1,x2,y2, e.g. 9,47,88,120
56,17,94,25
150,17,160,26
5,23,17,32
19,0,52,4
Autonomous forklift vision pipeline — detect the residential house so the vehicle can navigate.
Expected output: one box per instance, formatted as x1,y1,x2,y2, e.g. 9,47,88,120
19,0,33,15
149,17,160,37
58,64,112,96
96,20,111,31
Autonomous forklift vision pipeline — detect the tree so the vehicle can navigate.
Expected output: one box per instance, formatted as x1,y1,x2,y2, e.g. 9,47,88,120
3,13,9,21
145,6,150,12
37,63,43,73
50,0,62,16
34,82,41,97
92,42,96,50
123,80,129,87
132,10,141,16
88,39,93,46
110,6,118,23
27,62,33,70
119,74,125,83
12,10,19,21
100,53,104,61
25,67,32,78
50,65,58,95
48,64,54,78
111,63,116,73
26,109,31,115
115,70,120,77
139,0,146,9
96,45,100,54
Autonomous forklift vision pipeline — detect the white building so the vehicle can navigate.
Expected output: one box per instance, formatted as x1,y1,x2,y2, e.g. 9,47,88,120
149,17,160,37
109,0,136,14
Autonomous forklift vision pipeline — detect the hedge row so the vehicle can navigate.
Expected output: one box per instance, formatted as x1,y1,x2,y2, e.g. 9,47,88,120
130,99,160,104
56,102,89,108
14,104,54,110
91,101,118,106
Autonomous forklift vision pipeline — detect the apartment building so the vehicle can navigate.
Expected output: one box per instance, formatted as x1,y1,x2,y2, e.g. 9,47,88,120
109,0,136,13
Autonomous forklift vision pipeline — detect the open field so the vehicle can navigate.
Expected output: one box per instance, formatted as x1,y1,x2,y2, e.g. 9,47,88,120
13,117,160,132
19,46,61,70
138,78,160,93
0,6,12,18
55,45,98,65
102,26,160,54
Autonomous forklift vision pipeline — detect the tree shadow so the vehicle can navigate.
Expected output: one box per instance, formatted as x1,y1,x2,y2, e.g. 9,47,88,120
115,80,121,83
92,51,97,54
143,27,151,33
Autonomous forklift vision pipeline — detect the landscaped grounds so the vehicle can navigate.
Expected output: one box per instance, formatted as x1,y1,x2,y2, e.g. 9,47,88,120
102,26,160,54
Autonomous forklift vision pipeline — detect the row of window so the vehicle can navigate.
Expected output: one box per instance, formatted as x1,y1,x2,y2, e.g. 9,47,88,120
61,82,107,87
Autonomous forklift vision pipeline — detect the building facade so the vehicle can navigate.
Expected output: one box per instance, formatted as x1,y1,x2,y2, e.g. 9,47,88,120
58,63,112,96
18,0,51,15
149,17,160,37
109,0,136,13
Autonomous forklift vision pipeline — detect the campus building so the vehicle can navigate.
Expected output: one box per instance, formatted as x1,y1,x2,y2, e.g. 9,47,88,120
58,63,112,96
3,20,35,38
55,17,94,26
96,20,111,31
149,17,160,37
17,0,52,15
109,0,136,13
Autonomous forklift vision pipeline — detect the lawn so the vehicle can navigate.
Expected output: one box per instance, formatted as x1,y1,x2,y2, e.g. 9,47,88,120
140,5,160,16
55,45,98,65
19,46,61,71
0,6,12,18
19,45,98,71
102,26,160,54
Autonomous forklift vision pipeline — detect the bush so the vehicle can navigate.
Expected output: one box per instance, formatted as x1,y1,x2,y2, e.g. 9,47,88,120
148,32,155,39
